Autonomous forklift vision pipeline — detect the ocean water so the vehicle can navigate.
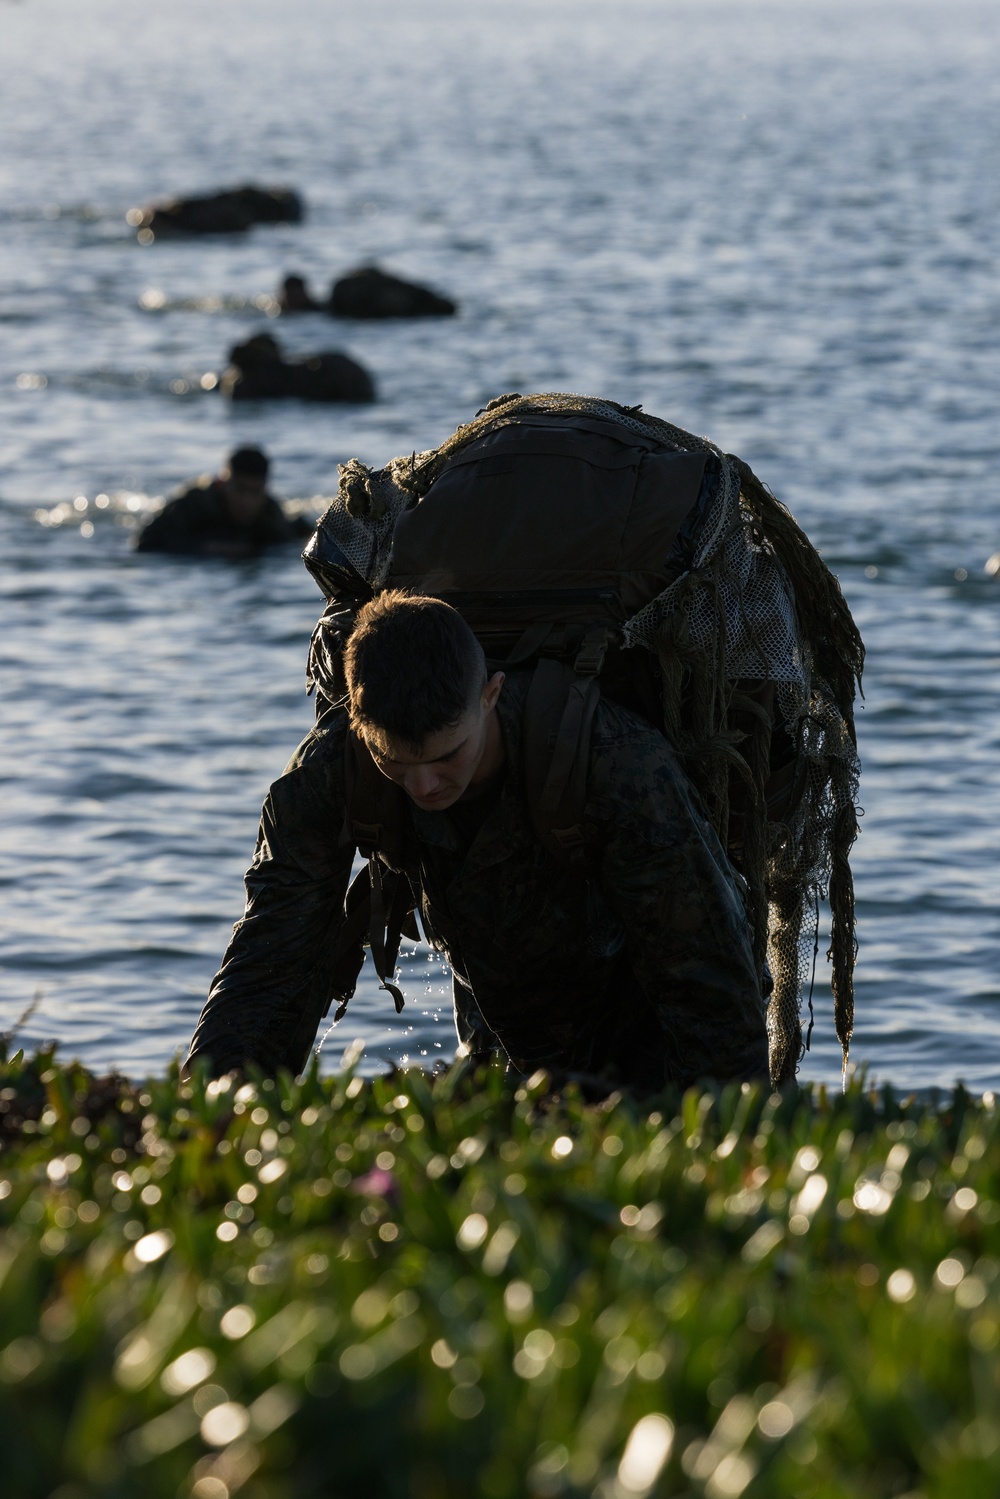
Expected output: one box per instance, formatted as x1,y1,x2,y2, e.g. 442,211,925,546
1,0,999,1089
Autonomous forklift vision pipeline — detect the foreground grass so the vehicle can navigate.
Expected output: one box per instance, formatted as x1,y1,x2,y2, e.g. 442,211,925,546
0,1046,998,1499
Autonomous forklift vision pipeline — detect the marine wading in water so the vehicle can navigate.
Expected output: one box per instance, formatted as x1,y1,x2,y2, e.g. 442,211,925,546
186,394,862,1091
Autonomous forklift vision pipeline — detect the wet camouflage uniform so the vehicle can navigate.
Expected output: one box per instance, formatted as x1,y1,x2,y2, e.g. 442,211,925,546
187,674,767,1092
135,481,310,555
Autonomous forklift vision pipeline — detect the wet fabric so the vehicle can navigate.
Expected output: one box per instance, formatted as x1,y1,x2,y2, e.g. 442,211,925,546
186,674,767,1093
135,481,310,555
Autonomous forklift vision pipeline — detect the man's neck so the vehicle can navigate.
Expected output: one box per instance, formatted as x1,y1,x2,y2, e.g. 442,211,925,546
466,705,506,796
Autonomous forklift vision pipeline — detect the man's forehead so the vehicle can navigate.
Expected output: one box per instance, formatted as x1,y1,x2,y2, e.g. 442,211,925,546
366,715,472,764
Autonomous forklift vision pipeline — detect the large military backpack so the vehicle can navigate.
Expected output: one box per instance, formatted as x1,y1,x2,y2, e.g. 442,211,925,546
302,393,864,1086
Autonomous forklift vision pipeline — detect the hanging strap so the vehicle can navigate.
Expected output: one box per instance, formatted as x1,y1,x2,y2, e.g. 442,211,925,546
522,627,609,860
328,731,419,1024
367,855,410,1014
342,730,411,870
328,866,375,1024
328,859,418,1025
500,621,559,667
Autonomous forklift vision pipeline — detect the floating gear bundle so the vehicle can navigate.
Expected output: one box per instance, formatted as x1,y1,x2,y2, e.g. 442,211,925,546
303,393,863,1086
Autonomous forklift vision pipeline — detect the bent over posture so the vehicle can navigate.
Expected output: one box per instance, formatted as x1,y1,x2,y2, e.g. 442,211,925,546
187,592,768,1093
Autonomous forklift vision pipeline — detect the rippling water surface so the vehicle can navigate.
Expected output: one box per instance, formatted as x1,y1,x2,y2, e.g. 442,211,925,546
2,0,999,1087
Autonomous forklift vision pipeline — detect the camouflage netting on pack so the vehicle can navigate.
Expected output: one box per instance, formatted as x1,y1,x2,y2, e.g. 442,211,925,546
306,393,864,1086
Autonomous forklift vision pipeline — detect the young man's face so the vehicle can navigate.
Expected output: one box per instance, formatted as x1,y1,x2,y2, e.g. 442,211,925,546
364,672,505,811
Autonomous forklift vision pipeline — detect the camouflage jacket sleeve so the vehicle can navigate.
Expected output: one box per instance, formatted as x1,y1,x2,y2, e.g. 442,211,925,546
185,716,355,1077
587,701,768,1090
134,486,216,554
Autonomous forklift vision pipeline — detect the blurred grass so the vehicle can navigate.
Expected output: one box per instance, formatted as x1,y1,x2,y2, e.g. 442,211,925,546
0,1042,998,1499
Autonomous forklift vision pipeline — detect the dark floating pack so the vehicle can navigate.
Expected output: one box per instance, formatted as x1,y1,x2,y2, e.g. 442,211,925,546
329,265,457,319
221,334,375,404
302,394,864,1086
128,184,304,239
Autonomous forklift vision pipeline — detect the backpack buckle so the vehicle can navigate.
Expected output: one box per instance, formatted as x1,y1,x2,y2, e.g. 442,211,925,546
551,824,586,851
573,628,610,676
352,820,383,857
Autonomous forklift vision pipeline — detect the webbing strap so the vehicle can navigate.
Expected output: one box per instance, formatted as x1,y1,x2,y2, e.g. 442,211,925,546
342,731,411,871
538,671,596,815
329,860,415,1024
523,632,608,861
502,622,556,666
368,856,408,1014
540,627,608,818
330,866,373,1023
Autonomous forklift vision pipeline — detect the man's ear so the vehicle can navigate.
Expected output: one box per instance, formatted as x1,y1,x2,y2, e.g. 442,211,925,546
482,671,505,712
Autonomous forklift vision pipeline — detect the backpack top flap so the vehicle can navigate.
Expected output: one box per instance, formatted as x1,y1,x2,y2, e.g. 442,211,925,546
387,419,707,627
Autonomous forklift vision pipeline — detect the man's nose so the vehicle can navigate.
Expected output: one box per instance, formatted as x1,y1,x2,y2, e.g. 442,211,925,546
404,765,440,800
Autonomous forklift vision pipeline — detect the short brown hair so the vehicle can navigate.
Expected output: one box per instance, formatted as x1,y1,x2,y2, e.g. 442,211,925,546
228,446,269,479
344,591,486,749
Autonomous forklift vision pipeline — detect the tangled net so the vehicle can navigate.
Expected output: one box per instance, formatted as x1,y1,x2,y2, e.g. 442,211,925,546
306,393,864,1085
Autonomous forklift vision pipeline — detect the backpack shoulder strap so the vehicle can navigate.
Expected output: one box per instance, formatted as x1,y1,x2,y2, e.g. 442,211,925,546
342,730,412,872
521,628,609,861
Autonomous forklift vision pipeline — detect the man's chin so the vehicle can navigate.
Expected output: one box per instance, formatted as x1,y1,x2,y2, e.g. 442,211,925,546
409,791,458,812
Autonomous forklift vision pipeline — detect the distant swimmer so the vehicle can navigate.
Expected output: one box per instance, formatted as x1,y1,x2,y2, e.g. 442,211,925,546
275,265,457,320
134,447,312,559
220,334,375,404
127,184,304,240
